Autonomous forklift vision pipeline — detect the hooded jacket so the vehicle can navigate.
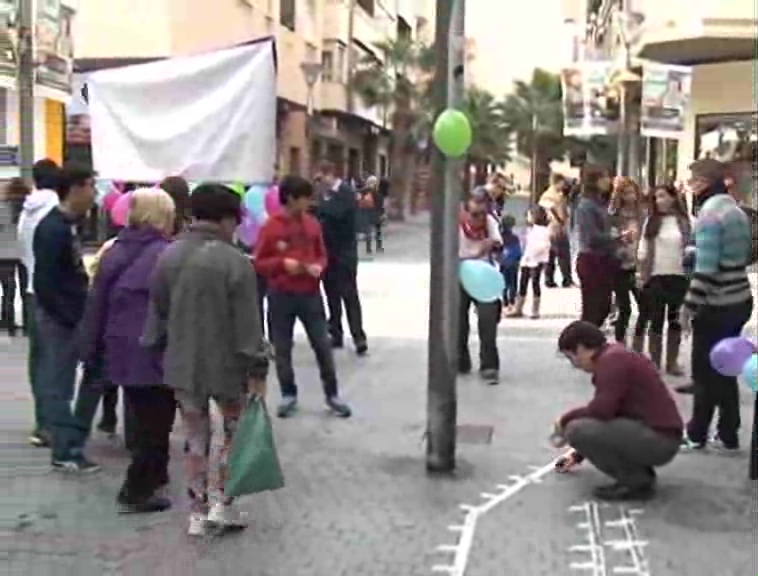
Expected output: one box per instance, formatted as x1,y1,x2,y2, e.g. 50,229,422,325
16,189,59,293
80,226,170,387
0,198,22,260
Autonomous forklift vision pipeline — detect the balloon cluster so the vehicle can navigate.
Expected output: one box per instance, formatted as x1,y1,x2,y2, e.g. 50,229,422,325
710,337,757,392
459,260,504,303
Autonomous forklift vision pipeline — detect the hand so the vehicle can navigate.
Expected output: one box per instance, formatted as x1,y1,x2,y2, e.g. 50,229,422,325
283,258,302,275
549,419,567,448
247,377,267,398
306,263,323,278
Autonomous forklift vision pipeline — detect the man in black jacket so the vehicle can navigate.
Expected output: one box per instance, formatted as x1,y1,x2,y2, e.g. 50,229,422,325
33,163,98,473
315,161,368,355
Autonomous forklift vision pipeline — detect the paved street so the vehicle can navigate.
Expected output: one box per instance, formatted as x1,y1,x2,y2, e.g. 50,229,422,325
1,212,755,575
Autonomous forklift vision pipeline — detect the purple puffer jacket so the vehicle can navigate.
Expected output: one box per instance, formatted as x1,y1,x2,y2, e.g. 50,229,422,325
80,226,170,387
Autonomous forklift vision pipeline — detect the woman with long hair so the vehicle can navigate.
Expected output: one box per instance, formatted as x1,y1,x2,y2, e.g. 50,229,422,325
608,177,644,344
80,188,177,513
575,166,618,326
634,183,691,373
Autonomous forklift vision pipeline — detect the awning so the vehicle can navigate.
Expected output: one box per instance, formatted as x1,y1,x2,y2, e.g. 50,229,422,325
638,36,755,66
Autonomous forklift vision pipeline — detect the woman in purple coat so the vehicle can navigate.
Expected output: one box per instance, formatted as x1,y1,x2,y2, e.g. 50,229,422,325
80,188,176,513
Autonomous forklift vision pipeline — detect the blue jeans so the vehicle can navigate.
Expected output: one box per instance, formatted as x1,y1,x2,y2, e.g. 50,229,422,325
35,306,88,461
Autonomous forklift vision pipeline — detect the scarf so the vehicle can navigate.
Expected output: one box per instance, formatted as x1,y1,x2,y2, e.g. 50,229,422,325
460,211,488,241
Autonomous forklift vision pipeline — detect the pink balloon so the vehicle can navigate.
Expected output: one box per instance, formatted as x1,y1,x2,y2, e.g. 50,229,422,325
110,192,132,227
264,186,281,216
102,191,122,213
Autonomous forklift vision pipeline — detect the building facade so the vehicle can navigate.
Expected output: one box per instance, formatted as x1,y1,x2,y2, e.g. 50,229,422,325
72,0,434,180
0,0,75,179
565,0,756,204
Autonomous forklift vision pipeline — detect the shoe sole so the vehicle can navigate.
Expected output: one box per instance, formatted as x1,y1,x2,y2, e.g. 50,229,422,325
52,464,101,474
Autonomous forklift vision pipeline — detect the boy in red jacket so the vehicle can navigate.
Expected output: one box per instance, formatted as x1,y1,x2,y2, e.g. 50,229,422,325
256,176,351,419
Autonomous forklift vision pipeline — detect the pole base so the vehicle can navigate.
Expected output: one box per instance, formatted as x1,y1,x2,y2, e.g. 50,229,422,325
425,453,456,475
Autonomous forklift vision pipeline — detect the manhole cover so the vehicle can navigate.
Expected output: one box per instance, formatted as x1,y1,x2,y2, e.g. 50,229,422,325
457,424,494,445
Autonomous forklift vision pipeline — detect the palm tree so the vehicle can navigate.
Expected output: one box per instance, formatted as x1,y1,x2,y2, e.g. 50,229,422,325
499,68,565,200
463,87,512,189
351,38,433,220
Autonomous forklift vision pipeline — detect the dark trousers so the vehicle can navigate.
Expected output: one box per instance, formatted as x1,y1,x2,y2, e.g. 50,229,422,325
35,306,88,461
25,294,44,432
635,275,688,337
577,252,616,327
545,234,573,286
518,265,543,298
0,259,27,334
500,265,518,306
269,291,339,399
322,260,366,345
458,286,501,373
687,300,753,447
366,220,383,253
120,386,175,502
565,418,680,488
612,269,641,342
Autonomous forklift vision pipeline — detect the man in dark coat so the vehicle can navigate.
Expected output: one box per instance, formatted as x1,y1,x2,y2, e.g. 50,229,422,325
314,161,368,355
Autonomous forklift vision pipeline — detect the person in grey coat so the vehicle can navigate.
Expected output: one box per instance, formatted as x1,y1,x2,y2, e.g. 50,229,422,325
141,183,269,537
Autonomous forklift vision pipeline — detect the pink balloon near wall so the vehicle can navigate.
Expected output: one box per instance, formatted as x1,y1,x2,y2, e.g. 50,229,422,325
265,185,281,216
110,192,132,227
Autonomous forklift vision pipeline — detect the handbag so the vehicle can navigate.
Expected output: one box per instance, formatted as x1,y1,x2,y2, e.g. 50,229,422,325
224,396,285,498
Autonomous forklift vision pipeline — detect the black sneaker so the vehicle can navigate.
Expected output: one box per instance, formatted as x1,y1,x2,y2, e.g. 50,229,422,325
276,396,298,418
119,495,172,515
674,383,695,395
52,457,101,474
593,482,655,502
355,341,368,357
479,369,499,385
29,430,51,448
710,433,740,454
326,396,352,418
330,338,344,350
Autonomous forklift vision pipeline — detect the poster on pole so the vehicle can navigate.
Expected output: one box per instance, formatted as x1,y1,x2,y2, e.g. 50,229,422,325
88,38,277,183
35,0,73,94
0,0,17,83
561,62,619,136
640,63,692,139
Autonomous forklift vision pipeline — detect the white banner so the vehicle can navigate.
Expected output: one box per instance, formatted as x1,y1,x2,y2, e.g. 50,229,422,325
88,39,277,183
640,63,692,139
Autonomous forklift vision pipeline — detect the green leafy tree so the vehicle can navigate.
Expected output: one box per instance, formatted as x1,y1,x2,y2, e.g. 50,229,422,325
351,38,434,220
463,87,512,188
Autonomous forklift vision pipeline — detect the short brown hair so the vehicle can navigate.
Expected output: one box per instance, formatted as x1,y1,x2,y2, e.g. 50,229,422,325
558,321,607,352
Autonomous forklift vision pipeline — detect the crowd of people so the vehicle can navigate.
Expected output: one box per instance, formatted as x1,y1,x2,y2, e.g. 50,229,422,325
0,159,374,534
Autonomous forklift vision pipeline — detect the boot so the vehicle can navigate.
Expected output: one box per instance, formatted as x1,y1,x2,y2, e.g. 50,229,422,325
631,333,645,354
529,297,541,319
506,296,525,318
665,330,685,376
648,333,663,370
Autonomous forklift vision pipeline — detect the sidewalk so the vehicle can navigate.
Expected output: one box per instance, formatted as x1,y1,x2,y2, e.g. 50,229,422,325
2,216,754,575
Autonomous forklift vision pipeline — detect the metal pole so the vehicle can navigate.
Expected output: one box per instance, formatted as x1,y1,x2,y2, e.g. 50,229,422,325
17,0,35,185
345,0,356,115
426,0,464,474
530,112,538,203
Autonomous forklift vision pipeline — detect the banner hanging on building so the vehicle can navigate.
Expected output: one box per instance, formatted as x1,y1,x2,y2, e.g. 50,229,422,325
561,62,620,137
0,0,18,83
640,63,692,139
35,0,74,94
88,39,277,182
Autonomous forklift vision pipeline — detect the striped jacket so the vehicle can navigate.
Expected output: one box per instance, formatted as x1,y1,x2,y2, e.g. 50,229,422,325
684,194,753,311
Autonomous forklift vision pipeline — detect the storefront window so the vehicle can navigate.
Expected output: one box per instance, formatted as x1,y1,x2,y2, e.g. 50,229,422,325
695,112,757,207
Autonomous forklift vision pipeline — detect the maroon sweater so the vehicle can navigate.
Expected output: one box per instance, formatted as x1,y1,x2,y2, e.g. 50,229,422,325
560,344,684,438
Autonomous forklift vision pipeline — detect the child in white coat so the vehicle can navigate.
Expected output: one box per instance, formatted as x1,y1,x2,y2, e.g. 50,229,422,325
507,205,551,319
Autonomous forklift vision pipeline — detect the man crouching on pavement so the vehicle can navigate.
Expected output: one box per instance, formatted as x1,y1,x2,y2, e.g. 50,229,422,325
552,321,682,501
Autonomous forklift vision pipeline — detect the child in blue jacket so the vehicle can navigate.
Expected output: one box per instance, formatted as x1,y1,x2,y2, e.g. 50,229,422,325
499,214,522,313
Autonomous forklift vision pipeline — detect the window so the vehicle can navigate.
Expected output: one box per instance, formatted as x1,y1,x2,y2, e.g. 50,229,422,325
280,0,296,30
335,44,346,83
322,51,334,82
0,89,6,144
289,147,302,175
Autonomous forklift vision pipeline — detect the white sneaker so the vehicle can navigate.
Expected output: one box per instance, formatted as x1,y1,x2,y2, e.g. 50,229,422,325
188,513,208,537
207,502,248,529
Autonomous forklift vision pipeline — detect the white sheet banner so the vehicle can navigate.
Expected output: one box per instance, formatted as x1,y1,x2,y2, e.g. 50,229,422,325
88,39,277,183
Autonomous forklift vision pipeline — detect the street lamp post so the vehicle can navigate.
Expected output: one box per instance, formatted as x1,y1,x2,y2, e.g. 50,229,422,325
301,62,323,171
426,0,465,474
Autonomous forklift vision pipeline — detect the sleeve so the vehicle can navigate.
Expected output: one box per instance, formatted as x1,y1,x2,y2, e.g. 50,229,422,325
79,260,114,363
560,357,630,427
636,222,648,264
33,224,79,327
486,215,503,245
140,254,171,351
254,221,284,278
229,255,270,380
684,215,721,311
314,221,328,271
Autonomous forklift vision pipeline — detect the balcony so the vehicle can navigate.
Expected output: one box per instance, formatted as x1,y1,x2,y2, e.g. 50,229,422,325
630,0,756,65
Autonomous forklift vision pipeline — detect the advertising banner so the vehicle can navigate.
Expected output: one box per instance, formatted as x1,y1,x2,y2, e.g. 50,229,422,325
640,63,692,139
35,0,73,94
561,62,620,137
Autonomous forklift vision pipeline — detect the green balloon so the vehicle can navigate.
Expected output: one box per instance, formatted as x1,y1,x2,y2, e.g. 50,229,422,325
433,109,472,157
229,183,246,197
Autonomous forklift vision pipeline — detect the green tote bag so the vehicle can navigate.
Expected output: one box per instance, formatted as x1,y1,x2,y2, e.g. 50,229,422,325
225,397,285,498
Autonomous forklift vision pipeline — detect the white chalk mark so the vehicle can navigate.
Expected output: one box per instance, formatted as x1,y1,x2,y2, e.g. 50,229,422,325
568,501,608,576
431,566,455,573
436,545,458,553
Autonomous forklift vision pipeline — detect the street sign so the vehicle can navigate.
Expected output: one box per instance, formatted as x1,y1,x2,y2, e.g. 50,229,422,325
0,145,19,167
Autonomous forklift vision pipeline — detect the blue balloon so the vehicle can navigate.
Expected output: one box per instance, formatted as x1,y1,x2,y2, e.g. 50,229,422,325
459,260,504,303
741,353,757,392
244,185,268,220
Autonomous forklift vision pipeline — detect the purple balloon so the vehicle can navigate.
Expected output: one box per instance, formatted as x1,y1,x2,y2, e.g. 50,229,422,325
709,337,757,377
237,214,260,247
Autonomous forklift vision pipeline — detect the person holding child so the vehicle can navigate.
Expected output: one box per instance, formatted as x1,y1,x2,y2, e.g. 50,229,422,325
507,206,551,319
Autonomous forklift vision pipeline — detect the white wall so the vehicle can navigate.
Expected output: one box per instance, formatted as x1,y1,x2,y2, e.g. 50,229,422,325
676,60,755,181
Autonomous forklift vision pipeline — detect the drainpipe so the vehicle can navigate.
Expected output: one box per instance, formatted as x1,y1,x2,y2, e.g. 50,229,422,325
17,0,35,185
346,0,356,115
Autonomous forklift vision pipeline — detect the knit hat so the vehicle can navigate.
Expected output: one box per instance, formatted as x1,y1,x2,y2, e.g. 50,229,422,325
688,158,726,184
